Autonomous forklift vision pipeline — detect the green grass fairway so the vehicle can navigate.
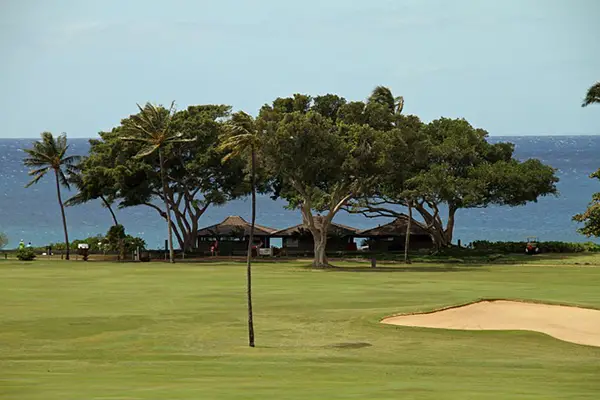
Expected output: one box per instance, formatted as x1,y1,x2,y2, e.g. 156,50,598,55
1,260,600,399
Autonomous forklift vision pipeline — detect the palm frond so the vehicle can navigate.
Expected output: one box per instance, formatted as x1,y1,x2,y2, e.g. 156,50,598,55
65,191,87,207
28,166,51,177
22,148,53,165
23,157,52,167
120,136,149,143
62,154,81,163
135,144,160,158
164,100,177,135
25,170,49,188
58,169,71,190
165,132,195,144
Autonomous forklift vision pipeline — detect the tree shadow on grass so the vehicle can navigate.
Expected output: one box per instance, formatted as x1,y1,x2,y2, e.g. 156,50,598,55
300,265,487,273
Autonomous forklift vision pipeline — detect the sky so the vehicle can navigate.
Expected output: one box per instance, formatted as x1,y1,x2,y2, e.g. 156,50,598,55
1,0,599,138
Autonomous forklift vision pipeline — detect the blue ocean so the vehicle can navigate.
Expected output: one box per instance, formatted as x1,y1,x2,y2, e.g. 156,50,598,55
1,136,599,249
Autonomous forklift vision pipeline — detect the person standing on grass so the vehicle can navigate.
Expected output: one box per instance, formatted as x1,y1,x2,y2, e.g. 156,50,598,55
19,240,25,250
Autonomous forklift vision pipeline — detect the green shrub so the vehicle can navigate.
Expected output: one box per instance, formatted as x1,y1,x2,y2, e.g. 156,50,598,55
471,240,600,254
16,248,36,261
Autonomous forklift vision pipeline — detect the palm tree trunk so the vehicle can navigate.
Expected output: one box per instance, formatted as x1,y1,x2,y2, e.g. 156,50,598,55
404,199,412,263
100,195,119,226
54,169,70,260
246,148,256,347
159,149,175,263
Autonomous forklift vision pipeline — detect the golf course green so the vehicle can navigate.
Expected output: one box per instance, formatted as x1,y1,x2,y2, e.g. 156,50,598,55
1,259,599,399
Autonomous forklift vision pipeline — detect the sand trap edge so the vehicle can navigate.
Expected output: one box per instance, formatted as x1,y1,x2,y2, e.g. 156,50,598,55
379,298,600,323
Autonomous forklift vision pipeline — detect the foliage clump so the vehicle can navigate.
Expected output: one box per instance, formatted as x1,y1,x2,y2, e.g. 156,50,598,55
16,247,36,261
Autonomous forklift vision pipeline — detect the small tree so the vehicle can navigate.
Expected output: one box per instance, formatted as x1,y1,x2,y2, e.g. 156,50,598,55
105,224,127,260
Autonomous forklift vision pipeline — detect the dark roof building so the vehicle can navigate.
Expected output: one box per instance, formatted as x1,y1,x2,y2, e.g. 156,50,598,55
358,214,433,251
358,214,429,237
197,215,276,237
196,216,276,255
271,218,359,237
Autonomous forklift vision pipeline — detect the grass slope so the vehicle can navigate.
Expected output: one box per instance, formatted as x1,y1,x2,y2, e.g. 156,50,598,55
1,260,599,399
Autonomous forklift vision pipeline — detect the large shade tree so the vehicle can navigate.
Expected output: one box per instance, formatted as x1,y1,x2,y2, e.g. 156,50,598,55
258,94,381,267
23,132,80,259
78,104,250,253
348,87,559,249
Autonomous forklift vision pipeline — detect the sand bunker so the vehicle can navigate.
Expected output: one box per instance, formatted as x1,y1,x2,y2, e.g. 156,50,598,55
382,300,600,347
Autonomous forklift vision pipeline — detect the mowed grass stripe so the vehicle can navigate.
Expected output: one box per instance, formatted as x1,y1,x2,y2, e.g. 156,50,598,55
1,261,599,399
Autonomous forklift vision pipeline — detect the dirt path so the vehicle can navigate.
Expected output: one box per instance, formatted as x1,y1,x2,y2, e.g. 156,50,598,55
382,300,600,347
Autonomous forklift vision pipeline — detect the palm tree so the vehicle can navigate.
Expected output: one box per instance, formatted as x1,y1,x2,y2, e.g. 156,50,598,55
368,86,396,111
218,111,260,348
65,163,119,226
582,82,600,107
119,101,191,264
23,132,80,260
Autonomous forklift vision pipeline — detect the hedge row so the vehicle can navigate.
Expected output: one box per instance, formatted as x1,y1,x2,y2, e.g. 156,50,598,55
471,240,600,253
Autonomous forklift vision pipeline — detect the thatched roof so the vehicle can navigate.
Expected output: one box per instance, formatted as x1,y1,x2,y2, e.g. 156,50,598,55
197,216,276,237
358,214,430,237
271,217,359,237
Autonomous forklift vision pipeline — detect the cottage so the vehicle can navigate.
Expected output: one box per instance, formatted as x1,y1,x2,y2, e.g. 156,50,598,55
196,216,276,256
358,214,433,251
271,218,359,255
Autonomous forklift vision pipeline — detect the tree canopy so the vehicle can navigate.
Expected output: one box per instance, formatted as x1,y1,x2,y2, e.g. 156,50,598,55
582,82,600,107
68,86,561,256
80,104,250,251
258,94,383,266
347,88,559,248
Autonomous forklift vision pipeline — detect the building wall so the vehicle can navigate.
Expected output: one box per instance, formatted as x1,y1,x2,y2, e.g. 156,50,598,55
367,235,432,252
196,236,271,256
281,236,355,255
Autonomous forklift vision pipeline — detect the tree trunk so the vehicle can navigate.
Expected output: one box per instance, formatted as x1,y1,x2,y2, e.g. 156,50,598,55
246,149,256,348
159,149,175,263
100,195,119,226
312,229,329,267
413,202,452,249
404,200,412,263
54,169,70,260
444,206,457,245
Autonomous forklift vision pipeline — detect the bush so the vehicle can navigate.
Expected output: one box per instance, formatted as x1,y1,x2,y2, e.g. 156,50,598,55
16,247,36,261
471,240,600,254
